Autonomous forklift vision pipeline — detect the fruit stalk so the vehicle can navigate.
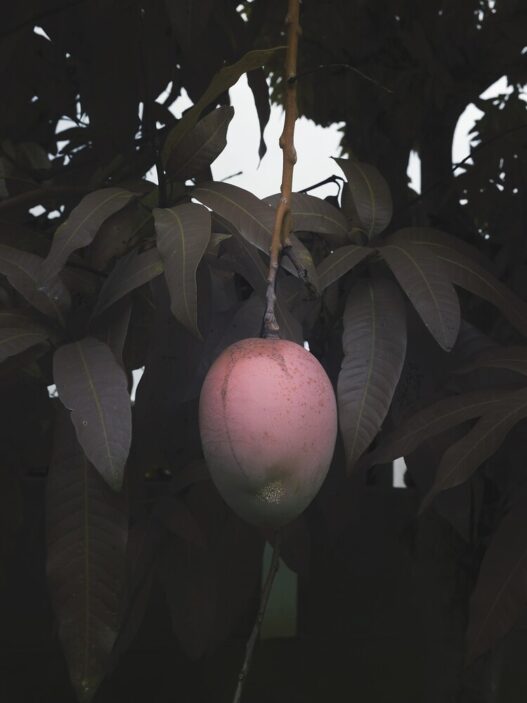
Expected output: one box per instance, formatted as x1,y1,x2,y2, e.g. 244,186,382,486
263,0,300,339
232,531,281,703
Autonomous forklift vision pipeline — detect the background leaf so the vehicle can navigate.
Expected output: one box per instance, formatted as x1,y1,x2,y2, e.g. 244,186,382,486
381,241,460,351
92,248,163,317
335,157,393,239
166,105,234,179
316,244,374,290
457,345,527,377
40,188,136,284
338,277,407,471
46,410,127,702
0,327,48,364
53,337,132,491
154,203,211,337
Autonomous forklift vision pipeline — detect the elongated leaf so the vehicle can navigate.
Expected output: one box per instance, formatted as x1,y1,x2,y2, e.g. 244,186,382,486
458,345,527,377
194,181,273,255
366,388,519,467
264,192,349,246
286,233,320,294
166,105,234,179
247,67,271,160
154,203,211,337
47,411,127,702
53,337,132,491
423,389,527,508
390,227,491,268
40,188,136,284
338,277,407,471
335,158,393,239
0,244,70,322
0,327,48,364
381,242,460,351
317,244,374,290
467,489,527,662
162,47,284,165
93,248,163,317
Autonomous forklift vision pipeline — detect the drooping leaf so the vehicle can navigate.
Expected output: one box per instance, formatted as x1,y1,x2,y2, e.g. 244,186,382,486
316,244,374,291
162,47,285,166
338,277,407,472
166,105,234,179
381,242,460,351
335,157,393,239
467,488,527,662
0,327,48,364
97,301,133,368
286,234,320,295
92,248,163,317
53,337,132,491
40,188,136,284
422,389,527,509
194,181,273,255
153,203,211,337
263,192,349,246
457,345,527,377
0,244,70,322
89,205,153,272
46,410,127,702
247,67,271,161
391,230,527,336
365,388,521,468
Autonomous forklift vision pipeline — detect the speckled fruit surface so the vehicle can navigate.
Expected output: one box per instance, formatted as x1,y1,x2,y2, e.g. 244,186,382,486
198,338,337,528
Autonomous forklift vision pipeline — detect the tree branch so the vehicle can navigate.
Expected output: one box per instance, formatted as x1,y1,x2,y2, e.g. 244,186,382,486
263,0,300,339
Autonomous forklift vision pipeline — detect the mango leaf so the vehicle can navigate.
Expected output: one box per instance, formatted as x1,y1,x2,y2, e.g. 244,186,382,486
0,327,48,364
422,389,527,509
365,388,521,468
338,277,407,472
40,188,136,284
247,67,271,161
390,229,527,336
263,192,349,246
334,157,393,239
381,242,460,351
194,181,273,255
53,337,132,491
47,410,127,702
162,47,285,165
316,244,374,291
457,345,527,377
0,244,70,322
92,248,163,317
467,489,527,662
166,105,234,179
154,203,211,337
287,234,320,295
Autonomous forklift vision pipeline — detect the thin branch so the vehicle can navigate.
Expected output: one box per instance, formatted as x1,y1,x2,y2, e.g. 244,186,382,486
232,531,281,703
292,62,394,94
298,174,344,194
263,0,300,339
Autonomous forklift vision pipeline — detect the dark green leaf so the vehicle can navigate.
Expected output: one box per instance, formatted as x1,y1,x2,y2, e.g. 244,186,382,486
154,203,211,337
47,410,127,702
0,244,70,322
316,244,374,290
335,158,393,239
53,337,132,491
457,345,527,377
166,105,234,179
381,242,460,351
0,327,48,364
92,248,163,317
40,188,136,283
162,47,285,166
338,277,407,471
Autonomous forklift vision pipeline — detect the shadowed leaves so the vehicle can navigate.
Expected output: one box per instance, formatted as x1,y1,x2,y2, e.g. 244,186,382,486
46,410,127,702
166,105,234,179
381,241,460,351
40,188,136,284
316,244,374,290
92,248,163,317
154,202,211,337
338,277,407,472
53,337,132,491
0,327,48,364
335,158,393,239
457,345,527,377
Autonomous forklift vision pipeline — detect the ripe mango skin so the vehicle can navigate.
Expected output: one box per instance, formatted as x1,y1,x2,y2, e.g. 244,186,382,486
198,338,337,528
